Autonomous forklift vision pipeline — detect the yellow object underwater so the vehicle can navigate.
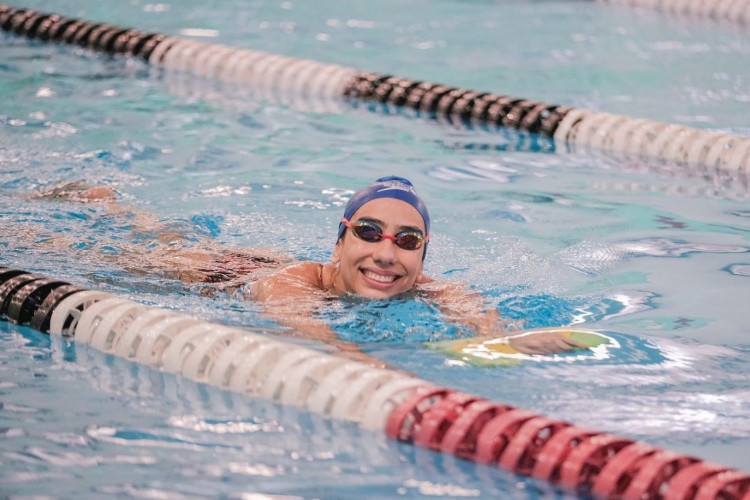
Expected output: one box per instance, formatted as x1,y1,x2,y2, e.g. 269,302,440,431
428,329,619,367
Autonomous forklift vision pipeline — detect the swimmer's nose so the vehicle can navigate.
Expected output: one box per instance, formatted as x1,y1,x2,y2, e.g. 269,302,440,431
372,237,398,264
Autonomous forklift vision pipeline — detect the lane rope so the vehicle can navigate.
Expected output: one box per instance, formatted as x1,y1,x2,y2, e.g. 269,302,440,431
597,0,750,26
2,266,749,499
2,4,749,176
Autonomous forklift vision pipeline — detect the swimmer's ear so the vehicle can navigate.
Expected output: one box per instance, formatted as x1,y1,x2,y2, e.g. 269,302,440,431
332,240,342,264
416,262,428,283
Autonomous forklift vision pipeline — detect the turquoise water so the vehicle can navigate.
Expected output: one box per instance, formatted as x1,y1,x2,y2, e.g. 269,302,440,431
2,0,750,497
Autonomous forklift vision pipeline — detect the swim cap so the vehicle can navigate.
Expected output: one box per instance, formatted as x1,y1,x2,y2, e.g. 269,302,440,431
337,175,430,243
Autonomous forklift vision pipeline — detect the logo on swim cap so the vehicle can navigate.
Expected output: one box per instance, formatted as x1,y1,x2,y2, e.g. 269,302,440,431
375,180,418,195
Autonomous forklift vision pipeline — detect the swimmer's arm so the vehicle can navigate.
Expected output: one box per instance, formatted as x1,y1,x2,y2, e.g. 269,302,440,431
418,278,505,337
419,279,587,355
250,263,386,367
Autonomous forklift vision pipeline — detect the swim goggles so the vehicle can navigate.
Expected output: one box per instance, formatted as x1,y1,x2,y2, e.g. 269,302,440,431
340,217,429,251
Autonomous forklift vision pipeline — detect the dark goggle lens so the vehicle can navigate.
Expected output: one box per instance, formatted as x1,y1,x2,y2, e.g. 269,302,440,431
394,233,423,250
352,223,382,242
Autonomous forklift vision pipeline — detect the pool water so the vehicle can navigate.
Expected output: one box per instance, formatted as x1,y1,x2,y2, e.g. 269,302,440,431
2,0,750,497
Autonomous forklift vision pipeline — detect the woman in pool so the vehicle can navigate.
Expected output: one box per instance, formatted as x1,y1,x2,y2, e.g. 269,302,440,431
33,177,586,361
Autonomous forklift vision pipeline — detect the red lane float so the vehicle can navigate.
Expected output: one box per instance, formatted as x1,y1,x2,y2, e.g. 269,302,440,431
622,451,696,500
499,416,570,476
387,384,750,499
475,409,538,464
414,392,482,451
439,399,512,460
385,386,452,442
694,471,750,500
532,425,600,481
591,442,656,499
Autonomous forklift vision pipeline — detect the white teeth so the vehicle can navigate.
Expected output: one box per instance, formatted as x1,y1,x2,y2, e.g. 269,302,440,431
363,270,396,283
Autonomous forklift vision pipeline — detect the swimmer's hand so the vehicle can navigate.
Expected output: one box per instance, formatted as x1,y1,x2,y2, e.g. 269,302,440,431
506,330,589,355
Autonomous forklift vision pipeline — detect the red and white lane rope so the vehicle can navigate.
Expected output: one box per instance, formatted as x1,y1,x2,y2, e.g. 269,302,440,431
2,266,749,500
2,4,749,175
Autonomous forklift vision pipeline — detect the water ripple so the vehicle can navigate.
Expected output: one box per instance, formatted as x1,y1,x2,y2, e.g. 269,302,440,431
98,484,200,499
560,237,749,275
9,446,156,467
87,425,243,451
724,263,750,277
168,415,282,435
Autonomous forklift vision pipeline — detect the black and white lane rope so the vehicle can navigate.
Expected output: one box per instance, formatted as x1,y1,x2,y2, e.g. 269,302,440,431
2,4,749,173
0,265,427,429
598,0,750,25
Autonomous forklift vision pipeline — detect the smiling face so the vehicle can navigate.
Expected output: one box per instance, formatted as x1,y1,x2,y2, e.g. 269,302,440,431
331,198,427,299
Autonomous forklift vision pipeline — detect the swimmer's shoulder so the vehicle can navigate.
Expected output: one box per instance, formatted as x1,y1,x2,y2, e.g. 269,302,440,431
417,274,435,285
278,261,321,282
249,261,322,300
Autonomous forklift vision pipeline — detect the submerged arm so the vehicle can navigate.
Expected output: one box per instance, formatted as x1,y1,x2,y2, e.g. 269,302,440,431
420,278,587,354
419,279,510,336
30,182,290,287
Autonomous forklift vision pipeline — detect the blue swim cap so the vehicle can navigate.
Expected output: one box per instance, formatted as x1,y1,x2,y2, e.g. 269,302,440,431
337,176,430,243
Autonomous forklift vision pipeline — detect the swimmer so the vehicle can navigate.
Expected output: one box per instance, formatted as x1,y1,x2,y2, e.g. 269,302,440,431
30,177,587,364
